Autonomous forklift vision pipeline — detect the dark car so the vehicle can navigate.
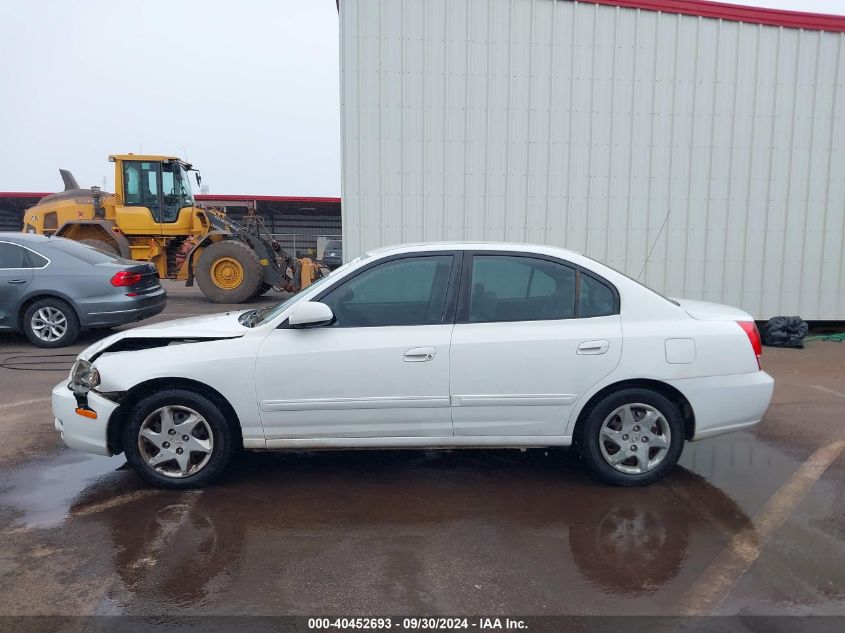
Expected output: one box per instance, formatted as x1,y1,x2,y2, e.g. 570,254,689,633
0,233,166,347
321,239,343,270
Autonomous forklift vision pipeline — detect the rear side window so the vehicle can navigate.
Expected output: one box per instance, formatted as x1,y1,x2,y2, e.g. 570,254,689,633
467,255,617,323
470,256,576,322
0,243,32,268
321,255,454,327
26,250,49,268
47,239,120,265
580,273,616,317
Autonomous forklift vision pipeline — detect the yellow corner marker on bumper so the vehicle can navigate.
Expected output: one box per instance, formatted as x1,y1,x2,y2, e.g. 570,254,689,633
75,407,97,419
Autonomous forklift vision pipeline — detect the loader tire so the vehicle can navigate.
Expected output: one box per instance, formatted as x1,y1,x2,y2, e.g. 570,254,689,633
196,240,263,303
78,238,120,256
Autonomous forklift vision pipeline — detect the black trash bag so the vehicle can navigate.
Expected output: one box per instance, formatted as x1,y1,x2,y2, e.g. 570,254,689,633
762,316,809,348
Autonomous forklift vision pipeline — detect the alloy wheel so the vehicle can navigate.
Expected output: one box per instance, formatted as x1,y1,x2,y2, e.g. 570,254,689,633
137,406,215,478
30,307,68,342
598,403,672,475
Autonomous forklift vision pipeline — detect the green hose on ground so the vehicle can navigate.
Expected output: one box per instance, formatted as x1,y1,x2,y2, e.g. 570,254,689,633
804,332,845,342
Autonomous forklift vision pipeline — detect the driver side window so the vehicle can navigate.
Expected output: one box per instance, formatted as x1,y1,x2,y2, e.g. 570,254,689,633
320,255,454,327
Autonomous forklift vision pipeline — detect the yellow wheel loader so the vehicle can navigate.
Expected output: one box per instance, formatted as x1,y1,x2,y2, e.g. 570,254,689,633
22,154,304,303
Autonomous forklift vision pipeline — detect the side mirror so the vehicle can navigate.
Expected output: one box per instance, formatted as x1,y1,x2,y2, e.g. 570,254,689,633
288,301,334,328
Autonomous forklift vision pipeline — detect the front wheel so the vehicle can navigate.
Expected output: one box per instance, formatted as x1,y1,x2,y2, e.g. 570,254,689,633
577,388,684,486
122,389,235,489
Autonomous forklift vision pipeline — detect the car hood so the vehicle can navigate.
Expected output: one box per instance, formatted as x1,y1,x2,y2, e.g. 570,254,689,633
671,298,753,321
79,311,249,361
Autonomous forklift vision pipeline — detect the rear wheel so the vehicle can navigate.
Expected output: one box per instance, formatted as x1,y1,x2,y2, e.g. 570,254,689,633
122,389,235,489
21,297,80,348
78,238,120,256
195,240,262,303
577,388,684,486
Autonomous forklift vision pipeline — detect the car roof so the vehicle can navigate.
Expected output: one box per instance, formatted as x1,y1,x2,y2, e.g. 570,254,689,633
0,232,53,245
364,241,582,258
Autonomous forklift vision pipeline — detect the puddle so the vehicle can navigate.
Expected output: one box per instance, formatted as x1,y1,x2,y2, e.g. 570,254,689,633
0,450,127,528
0,437,824,614
0,432,801,536
680,432,803,517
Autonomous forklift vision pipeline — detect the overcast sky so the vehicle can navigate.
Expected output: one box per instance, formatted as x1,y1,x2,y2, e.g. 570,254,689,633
1,0,843,197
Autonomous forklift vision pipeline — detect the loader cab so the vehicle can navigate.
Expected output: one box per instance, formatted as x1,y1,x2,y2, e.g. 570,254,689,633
111,154,199,235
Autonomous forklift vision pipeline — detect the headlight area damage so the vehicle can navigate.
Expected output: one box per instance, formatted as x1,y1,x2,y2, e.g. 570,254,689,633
69,359,101,417
69,335,242,415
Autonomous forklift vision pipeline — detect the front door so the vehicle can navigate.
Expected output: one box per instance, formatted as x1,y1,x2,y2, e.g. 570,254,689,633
450,253,622,437
254,253,460,439
0,242,35,328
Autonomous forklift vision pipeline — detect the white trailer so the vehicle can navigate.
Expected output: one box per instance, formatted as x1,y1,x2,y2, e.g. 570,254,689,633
338,0,845,319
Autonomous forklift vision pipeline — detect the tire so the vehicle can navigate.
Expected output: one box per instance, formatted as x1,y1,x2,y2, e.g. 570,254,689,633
78,238,120,256
195,240,262,303
21,297,80,348
577,388,684,487
122,389,235,489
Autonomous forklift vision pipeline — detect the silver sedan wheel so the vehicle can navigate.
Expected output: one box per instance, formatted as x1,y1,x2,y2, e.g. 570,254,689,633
30,307,67,342
137,406,214,478
598,403,672,475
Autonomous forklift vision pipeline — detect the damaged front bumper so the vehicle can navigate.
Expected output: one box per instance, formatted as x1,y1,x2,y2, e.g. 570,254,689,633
52,382,118,456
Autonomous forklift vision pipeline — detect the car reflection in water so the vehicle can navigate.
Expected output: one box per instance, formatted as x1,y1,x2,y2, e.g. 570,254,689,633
66,449,750,613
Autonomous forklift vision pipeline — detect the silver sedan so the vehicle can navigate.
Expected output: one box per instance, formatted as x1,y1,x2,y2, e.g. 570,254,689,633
0,233,166,347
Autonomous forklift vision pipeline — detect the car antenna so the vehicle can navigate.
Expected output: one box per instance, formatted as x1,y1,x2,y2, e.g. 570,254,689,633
637,209,671,282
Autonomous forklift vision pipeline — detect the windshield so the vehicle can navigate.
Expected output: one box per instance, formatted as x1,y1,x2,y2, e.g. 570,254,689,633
242,261,357,328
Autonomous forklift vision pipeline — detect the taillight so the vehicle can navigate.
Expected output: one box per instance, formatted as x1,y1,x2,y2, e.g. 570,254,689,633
110,271,143,287
737,320,762,369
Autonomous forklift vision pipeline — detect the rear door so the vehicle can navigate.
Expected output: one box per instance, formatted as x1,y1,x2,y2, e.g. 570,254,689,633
450,252,623,437
0,241,37,328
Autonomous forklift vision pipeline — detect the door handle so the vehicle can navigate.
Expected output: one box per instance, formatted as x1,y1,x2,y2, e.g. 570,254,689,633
577,339,609,355
7,280,27,285
403,346,436,362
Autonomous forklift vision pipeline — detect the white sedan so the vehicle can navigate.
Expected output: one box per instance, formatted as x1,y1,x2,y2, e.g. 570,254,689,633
53,242,774,488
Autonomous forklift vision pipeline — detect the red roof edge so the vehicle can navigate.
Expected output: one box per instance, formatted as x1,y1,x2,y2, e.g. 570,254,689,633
337,0,845,32
196,194,341,204
579,0,845,32
0,192,341,204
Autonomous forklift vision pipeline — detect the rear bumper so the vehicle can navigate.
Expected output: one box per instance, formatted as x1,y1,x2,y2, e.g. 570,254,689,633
666,371,774,441
78,288,167,328
52,382,117,456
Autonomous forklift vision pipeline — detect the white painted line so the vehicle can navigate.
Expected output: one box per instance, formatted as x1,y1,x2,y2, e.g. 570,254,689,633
0,397,47,410
810,384,845,400
676,438,845,615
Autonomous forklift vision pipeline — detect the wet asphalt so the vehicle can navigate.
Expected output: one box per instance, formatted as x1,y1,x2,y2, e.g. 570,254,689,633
0,281,843,616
